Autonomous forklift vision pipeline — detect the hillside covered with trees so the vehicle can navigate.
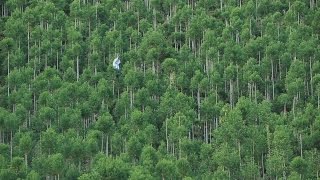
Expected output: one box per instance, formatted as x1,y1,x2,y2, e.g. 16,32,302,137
1,0,320,179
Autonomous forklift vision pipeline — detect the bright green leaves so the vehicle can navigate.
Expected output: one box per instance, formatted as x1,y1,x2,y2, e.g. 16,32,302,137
129,165,153,180
156,158,177,179
19,133,32,155
213,142,239,173
60,108,81,131
95,112,114,134
41,128,58,155
26,170,40,180
285,59,305,102
47,153,64,177
93,155,130,179
290,156,308,177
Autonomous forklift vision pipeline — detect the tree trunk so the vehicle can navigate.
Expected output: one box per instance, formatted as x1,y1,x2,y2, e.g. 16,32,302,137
112,80,115,96
106,135,109,156
56,52,59,70
236,64,240,98
271,59,275,100
318,90,320,109
250,18,252,36
101,135,104,152
179,138,181,158
215,85,218,104
172,142,175,155
76,56,79,81
78,160,81,172
238,141,242,167
229,79,233,108
110,137,112,155
7,51,10,97
152,61,155,74
197,87,200,120
88,20,91,37
261,154,265,179
28,23,30,63
300,133,303,157
248,83,252,100
209,121,212,143
192,123,194,140
10,130,13,162
166,119,169,153
292,96,296,119
310,58,313,96
266,125,271,155
252,83,257,101
130,87,133,109
283,164,287,179
153,8,156,30
203,121,205,142
279,58,282,80
25,153,28,171
205,120,208,143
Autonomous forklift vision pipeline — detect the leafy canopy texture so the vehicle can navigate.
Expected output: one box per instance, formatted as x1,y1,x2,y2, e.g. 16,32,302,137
1,0,320,179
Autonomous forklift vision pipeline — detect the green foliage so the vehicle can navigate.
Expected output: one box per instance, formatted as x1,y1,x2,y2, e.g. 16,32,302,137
0,0,320,179
156,158,176,179
26,170,40,180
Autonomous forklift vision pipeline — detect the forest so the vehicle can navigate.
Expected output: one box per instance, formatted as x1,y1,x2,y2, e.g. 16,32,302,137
0,0,320,179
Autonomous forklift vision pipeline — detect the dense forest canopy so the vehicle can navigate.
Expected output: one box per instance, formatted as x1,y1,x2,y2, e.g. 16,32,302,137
0,0,320,179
